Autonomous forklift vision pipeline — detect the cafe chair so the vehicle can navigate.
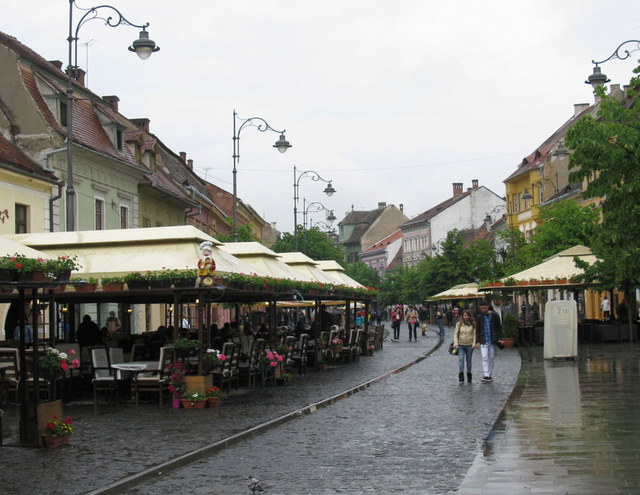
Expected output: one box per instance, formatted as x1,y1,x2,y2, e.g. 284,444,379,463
91,347,118,413
0,348,20,404
212,343,240,392
291,333,309,375
238,339,260,387
133,346,173,406
108,348,127,380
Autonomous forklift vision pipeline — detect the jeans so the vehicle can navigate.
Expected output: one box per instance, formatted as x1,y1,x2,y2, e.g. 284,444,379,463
458,345,473,373
408,321,417,340
480,343,496,377
437,319,445,337
392,322,400,340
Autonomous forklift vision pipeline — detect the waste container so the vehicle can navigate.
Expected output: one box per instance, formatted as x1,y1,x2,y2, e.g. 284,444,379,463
543,300,578,360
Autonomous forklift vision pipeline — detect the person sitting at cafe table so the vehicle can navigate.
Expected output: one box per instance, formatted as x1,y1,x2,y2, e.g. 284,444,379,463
76,314,102,347
14,323,33,344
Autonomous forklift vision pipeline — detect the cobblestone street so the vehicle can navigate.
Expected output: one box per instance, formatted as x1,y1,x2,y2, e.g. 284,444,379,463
1,326,520,494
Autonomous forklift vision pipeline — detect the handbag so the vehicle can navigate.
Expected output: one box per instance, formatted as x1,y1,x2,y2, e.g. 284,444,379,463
448,342,458,355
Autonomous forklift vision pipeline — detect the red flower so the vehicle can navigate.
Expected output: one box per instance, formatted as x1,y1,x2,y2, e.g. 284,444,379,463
60,360,69,371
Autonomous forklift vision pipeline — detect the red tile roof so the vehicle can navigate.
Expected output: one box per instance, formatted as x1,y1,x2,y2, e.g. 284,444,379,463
0,134,57,181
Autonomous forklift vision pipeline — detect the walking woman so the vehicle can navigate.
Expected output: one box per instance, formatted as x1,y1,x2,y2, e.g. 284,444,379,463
453,309,477,383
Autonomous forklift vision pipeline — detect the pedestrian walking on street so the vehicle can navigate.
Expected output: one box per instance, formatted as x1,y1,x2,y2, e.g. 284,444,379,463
436,308,445,338
453,310,476,382
406,306,418,342
418,305,428,335
475,300,503,383
391,306,402,342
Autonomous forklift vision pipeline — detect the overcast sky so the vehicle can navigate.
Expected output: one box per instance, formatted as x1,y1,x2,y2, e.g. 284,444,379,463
4,1,640,234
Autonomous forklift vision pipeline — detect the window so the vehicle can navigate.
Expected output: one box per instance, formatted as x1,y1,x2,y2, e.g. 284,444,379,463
512,193,519,213
120,205,129,229
142,217,151,228
60,101,67,127
116,129,123,151
95,198,105,230
15,204,28,233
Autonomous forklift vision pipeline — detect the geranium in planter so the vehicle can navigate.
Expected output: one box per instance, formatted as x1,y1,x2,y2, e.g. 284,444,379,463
100,276,125,291
165,362,186,405
173,337,200,358
171,268,198,288
202,348,226,371
40,347,80,381
71,277,98,292
42,415,73,447
124,271,150,290
205,385,224,406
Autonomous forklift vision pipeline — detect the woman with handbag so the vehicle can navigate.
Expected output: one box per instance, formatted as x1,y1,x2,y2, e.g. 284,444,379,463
453,309,477,383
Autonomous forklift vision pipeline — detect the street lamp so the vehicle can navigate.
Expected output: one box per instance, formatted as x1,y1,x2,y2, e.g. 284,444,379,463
484,204,507,224
586,40,640,91
293,165,335,249
65,0,159,231
522,177,559,204
232,110,291,241
302,199,336,254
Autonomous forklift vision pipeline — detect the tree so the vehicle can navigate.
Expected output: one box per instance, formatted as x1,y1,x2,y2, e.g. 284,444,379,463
500,200,599,274
271,227,345,264
565,70,640,327
216,219,257,243
344,261,381,288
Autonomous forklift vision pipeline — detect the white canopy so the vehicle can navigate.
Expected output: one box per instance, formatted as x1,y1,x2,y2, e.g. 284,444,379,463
7,225,265,279
218,242,313,281
277,252,337,284
315,260,362,288
429,283,482,301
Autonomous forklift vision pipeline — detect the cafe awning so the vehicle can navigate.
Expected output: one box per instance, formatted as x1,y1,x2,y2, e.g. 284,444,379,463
482,245,598,290
428,283,483,301
218,242,313,281
277,252,337,284
7,225,264,279
315,260,363,288
0,236,54,260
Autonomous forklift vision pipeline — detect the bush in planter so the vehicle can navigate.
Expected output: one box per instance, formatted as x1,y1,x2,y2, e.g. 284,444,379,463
173,337,200,357
502,313,518,342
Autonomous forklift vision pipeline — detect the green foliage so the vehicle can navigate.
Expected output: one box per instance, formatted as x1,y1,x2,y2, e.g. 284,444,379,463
500,200,599,275
565,69,640,289
344,261,381,288
502,313,518,338
216,219,258,243
272,227,345,264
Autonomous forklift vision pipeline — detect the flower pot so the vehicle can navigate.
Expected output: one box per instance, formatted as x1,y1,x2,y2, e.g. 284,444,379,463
21,270,54,283
53,284,68,293
127,280,149,290
55,270,72,284
73,282,98,292
501,337,515,349
42,434,71,448
0,269,18,283
149,280,172,289
173,278,197,288
172,397,182,409
181,399,207,409
318,364,329,371
207,397,221,407
102,282,124,291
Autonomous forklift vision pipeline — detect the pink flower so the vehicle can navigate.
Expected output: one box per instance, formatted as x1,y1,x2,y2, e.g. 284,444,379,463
276,354,283,363
266,351,274,360
219,354,227,361
72,359,80,368
69,349,76,355
269,361,278,367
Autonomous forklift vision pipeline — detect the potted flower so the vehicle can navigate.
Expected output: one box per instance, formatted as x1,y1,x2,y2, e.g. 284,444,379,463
43,255,80,282
172,268,198,288
100,276,125,291
39,347,80,381
501,313,518,348
165,362,186,408
180,391,207,409
173,337,200,359
71,277,98,292
124,271,150,290
146,269,176,289
202,348,226,372
42,415,73,447
205,385,224,407
0,255,25,282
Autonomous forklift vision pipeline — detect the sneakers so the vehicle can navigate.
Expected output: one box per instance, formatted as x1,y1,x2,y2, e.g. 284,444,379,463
481,376,493,383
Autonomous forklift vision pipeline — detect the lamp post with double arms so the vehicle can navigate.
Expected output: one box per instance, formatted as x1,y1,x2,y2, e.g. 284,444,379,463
302,199,337,254
232,110,291,241
293,166,335,249
65,0,159,231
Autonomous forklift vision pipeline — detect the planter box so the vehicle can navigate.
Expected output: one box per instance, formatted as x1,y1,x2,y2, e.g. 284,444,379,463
183,375,212,395
37,399,63,447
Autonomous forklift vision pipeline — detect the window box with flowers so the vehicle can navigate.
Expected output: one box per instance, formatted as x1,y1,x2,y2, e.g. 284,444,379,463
100,276,125,291
42,415,73,447
171,268,198,288
146,269,175,289
180,391,207,409
71,277,99,292
124,271,150,290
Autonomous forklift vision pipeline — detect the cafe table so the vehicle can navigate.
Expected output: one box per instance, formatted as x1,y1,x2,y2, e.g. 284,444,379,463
110,361,159,405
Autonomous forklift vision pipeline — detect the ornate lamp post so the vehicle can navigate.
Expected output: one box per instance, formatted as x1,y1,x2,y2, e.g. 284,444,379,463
65,0,159,231
586,40,640,90
232,110,291,241
302,199,336,254
293,165,335,249
483,204,507,224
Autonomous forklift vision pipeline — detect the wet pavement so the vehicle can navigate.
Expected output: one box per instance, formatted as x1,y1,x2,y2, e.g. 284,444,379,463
2,327,636,494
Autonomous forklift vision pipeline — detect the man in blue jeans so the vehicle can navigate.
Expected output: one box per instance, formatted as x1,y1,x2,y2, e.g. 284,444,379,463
475,300,503,383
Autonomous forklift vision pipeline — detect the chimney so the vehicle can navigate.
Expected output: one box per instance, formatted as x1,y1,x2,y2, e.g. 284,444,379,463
179,151,187,163
102,95,119,112
66,67,86,86
452,182,463,197
378,202,387,209
472,179,479,189
574,103,589,116
130,118,150,132
187,159,193,169
49,60,63,70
